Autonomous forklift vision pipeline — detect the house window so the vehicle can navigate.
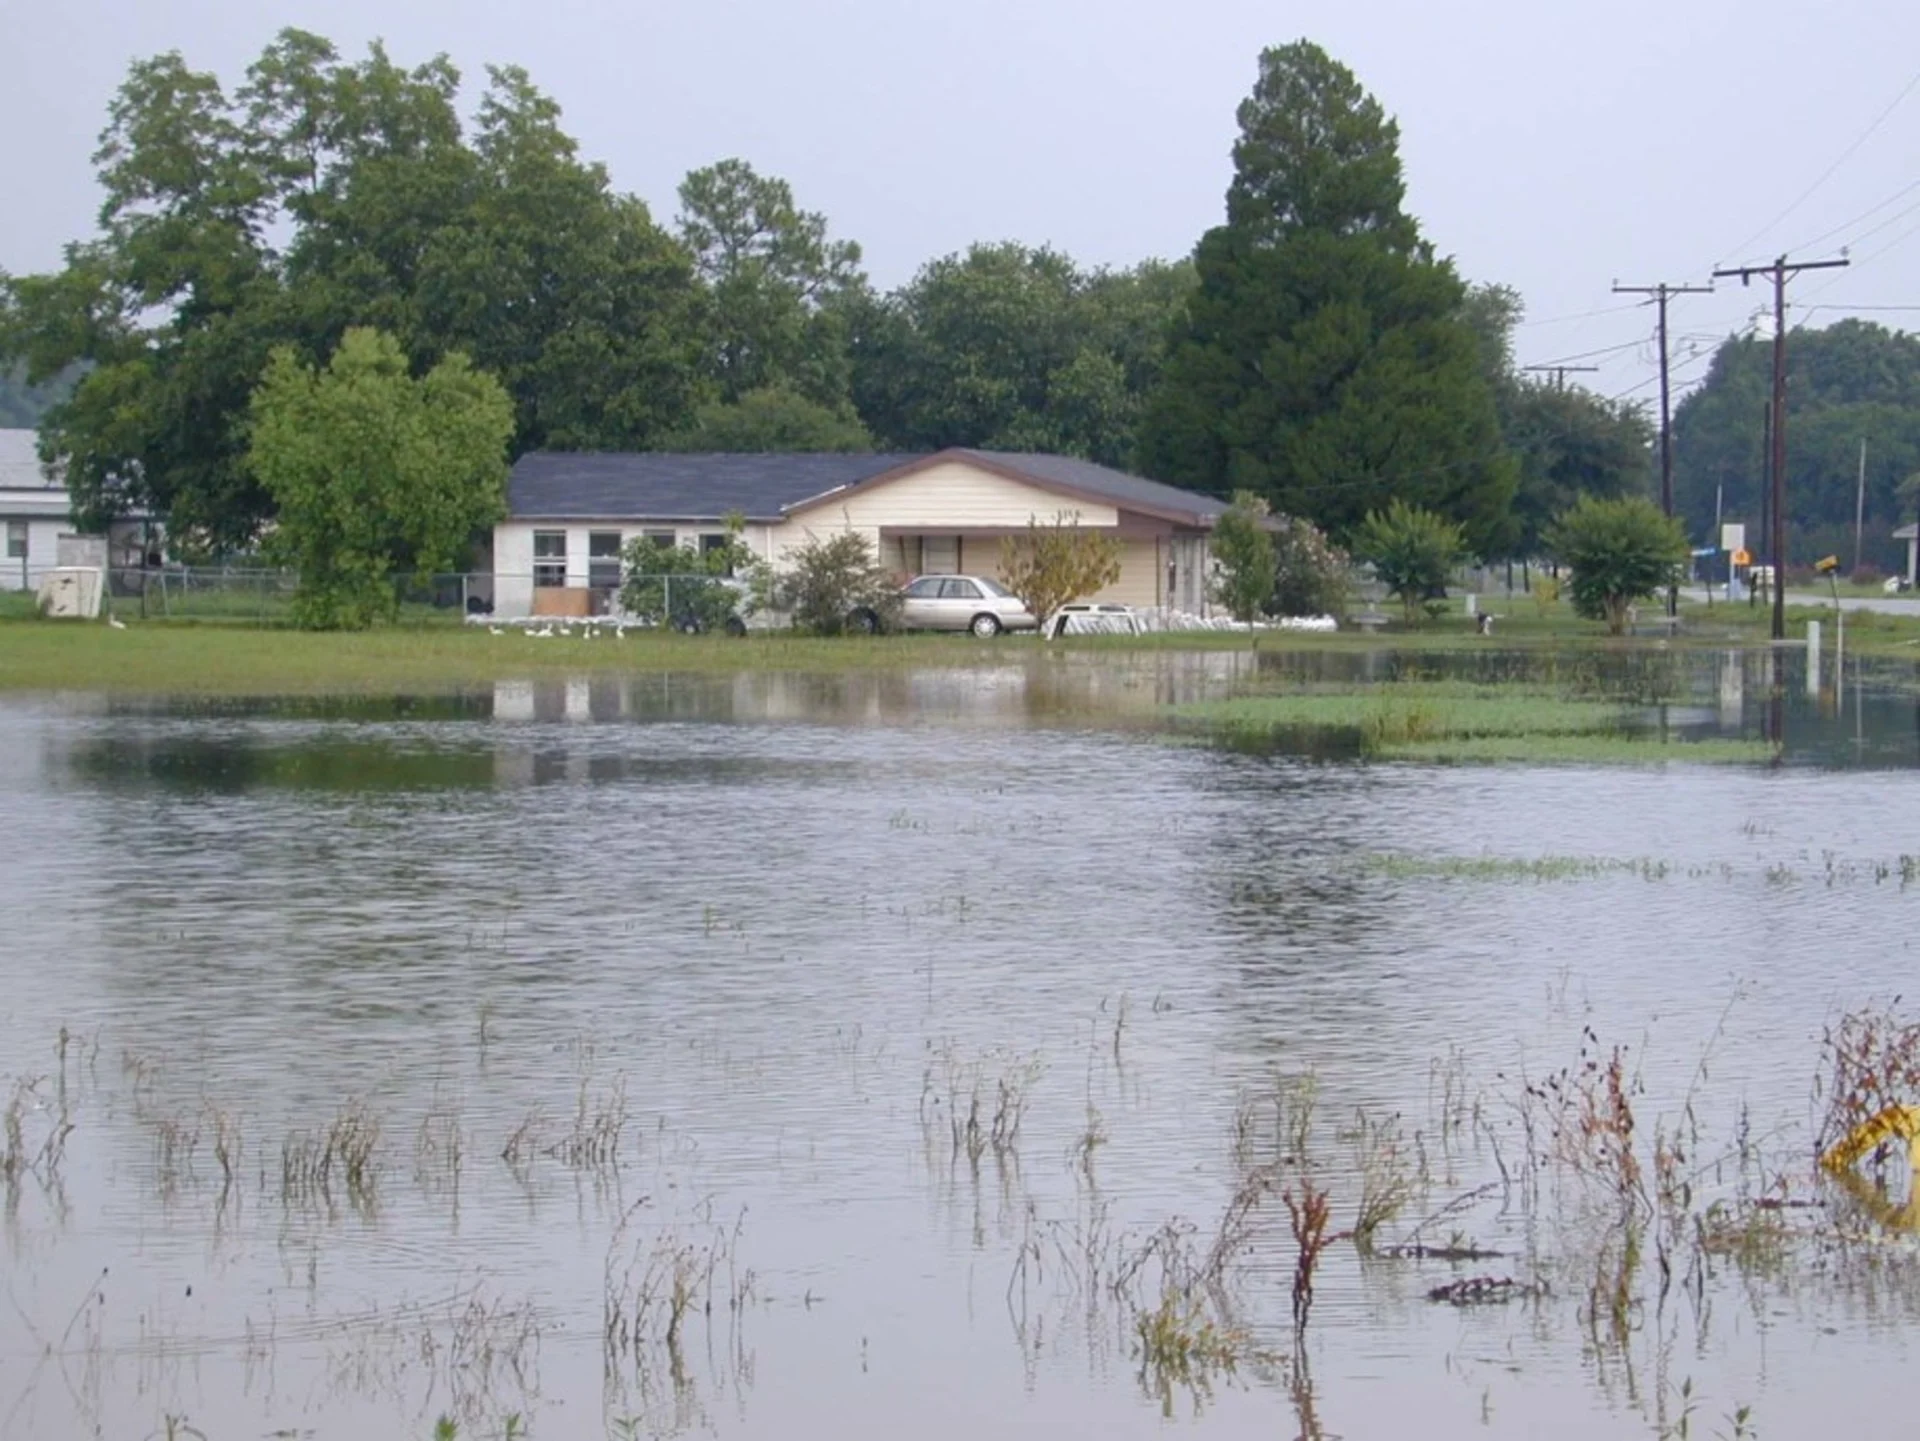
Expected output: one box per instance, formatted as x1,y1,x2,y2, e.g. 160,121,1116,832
533,530,567,588
588,531,623,592
699,532,734,575
641,529,676,550
5,521,25,560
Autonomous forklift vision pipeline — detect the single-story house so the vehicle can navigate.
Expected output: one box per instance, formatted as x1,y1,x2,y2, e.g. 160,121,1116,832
1897,522,1917,588
490,448,1231,620
0,428,73,592
0,428,155,592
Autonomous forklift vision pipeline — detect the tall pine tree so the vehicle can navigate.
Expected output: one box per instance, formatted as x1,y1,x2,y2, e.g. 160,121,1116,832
1138,41,1515,555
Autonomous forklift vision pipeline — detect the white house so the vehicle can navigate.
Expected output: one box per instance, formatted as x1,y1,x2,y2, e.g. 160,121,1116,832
0,429,72,592
1897,521,1917,588
489,448,1230,620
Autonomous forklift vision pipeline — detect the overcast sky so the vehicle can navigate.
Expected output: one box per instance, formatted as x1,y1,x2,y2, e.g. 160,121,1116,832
5,0,1919,412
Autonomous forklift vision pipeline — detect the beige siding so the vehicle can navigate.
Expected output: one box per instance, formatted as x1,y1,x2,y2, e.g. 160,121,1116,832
1092,538,1165,608
773,459,1119,565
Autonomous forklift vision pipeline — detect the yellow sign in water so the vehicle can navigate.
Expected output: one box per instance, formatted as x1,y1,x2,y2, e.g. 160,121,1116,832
1819,1103,1920,1174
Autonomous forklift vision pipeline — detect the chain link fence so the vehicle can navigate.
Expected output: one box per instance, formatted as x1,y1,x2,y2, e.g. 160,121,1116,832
83,568,746,627
100,568,489,625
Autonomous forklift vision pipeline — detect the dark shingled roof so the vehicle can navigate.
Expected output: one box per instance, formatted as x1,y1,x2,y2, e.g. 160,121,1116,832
506,448,1228,527
507,452,921,521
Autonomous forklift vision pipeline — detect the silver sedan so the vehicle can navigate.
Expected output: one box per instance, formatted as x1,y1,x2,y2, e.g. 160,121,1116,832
895,575,1038,637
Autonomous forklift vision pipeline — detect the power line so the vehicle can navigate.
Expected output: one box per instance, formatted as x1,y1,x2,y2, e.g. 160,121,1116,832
1608,347,1715,403
1522,363,1601,388
1720,65,1920,262
1513,300,1646,329
1791,174,1920,255
1526,337,1648,367
1797,212,1920,305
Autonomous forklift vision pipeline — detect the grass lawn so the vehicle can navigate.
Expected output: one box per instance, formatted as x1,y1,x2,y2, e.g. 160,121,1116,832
0,591,1913,697
0,622,1071,695
1171,680,1775,765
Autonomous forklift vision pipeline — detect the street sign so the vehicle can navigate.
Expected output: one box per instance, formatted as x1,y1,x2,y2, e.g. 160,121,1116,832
1721,523,1746,553
1732,548,1752,567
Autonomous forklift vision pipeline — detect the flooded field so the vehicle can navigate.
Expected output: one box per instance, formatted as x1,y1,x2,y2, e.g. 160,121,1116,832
3,647,1919,1440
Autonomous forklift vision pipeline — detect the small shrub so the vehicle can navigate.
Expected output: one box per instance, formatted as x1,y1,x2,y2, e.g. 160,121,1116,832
1546,494,1688,635
619,518,752,631
1353,501,1465,623
1271,514,1349,618
775,530,901,634
1209,491,1276,623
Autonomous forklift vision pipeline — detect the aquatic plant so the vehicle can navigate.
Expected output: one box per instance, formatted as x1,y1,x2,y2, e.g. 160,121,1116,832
1282,1179,1341,1335
1816,1000,1920,1177
280,1099,382,1211
544,1073,627,1169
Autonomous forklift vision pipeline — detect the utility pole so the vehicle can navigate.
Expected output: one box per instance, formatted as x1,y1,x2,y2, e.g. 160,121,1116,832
1613,280,1712,616
1521,363,1601,389
1712,255,1849,639
1854,437,1867,574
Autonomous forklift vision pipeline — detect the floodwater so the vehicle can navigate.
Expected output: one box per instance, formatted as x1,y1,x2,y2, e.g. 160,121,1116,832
3,647,1919,1441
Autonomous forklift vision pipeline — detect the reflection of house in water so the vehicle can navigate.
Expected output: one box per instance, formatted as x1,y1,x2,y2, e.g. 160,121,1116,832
486,653,1260,764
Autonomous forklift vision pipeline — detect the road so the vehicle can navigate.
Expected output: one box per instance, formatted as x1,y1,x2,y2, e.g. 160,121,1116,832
1683,587,1920,618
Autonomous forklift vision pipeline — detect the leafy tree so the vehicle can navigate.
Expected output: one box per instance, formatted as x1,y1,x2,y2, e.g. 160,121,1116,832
1,31,704,549
1353,500,1464,622
1545,494,1688,634
1505,381,1654,555
1209,491,1277,622
1673,320,1920,572
658,385,873,452
775,530,900,634
618,523,752,632
245,327,512,628
997,514,1123,627
1137,42,1515,553
1271,513,1350,618
1458,284,1653,555
849,245,1192,467
677,159,864,406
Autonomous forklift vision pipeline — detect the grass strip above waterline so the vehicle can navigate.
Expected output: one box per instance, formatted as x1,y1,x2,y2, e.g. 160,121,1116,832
1359,853,1682,881
1172,685,1775,765
0,622,1080,695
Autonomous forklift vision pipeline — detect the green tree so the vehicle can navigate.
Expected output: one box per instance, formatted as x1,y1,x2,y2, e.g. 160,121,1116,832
0,31,704,549
1137,42,1515,553
246,327,512,628
1209,490,1277,622
1546,494,1688,635
1457,283,1653,556
849,245,1192,467
658,385,873,452
677,159,864,406
997,514,1123,627
1353,500,1464,622
1673,320,1920,574
1505,381,1654,555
